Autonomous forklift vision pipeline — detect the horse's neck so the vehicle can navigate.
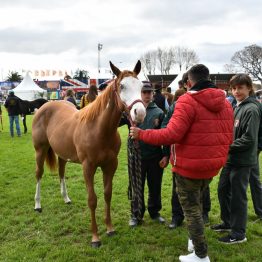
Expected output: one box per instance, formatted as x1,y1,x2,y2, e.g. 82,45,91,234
99,93,122,135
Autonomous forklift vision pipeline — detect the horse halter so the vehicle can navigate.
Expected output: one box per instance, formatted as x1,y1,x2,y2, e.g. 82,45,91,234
113,79,144,126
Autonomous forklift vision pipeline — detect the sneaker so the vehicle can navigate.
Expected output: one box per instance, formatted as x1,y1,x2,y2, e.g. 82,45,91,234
179,252,210,262
152,215,165,224
129,218,138,227
169,218,183,229
188,239,194,252
218,234,247,244
210,222,231,232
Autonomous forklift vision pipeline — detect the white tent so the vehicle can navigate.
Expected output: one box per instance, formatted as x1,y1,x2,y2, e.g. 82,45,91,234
168,70,186,93
13,72,47,101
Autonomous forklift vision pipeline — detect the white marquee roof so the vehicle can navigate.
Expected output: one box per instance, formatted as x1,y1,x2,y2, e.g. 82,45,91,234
13,72,47,100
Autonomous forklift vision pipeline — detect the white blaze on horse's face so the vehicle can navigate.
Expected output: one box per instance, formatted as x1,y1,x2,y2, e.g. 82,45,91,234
120,76,146,124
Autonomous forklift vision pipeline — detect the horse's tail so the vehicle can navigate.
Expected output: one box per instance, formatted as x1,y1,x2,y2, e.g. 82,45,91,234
45,147,57,172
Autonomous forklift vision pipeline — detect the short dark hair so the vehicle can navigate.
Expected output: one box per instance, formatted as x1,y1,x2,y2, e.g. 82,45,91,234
230,74,254,95
188,64,209,83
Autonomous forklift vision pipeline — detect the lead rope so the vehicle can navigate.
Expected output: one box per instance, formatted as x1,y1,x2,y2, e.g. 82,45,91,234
127,127,143,222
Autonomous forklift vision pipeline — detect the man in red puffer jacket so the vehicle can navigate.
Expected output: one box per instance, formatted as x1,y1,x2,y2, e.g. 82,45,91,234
130,64,234,262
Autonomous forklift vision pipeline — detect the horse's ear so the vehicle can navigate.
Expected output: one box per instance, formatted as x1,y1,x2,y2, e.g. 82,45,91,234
109,61,121,78
133,60,141,76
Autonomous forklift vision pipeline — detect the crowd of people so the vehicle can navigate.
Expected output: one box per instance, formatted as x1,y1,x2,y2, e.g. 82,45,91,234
128,64,262,262
2,64,262,261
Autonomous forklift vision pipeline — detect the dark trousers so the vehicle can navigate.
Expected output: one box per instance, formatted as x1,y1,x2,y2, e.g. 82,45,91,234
131,156,163,219
171,174,211,221
175,174,211,258
218,164,253,238
250,152,262,217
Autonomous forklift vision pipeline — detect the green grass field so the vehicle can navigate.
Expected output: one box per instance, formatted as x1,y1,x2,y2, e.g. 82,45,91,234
0,110,262,262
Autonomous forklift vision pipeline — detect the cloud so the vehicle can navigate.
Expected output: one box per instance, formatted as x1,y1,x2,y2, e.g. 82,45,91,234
0,0,261,74
0,27,99,54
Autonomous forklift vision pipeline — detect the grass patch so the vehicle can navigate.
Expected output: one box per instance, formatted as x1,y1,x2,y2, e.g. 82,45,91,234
0,110,262,261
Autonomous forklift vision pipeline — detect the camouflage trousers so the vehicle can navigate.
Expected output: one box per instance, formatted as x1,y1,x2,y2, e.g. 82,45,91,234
175,174,212,258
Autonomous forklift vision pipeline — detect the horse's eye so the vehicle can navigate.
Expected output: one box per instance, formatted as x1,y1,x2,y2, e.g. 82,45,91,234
120,84,125,90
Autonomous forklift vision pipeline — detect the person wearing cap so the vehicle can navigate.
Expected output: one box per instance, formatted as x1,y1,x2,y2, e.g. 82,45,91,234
125,81,169,227
4,90,21,137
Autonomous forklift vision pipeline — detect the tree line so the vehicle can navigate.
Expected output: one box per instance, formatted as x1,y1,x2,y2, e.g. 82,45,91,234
140,46,199,75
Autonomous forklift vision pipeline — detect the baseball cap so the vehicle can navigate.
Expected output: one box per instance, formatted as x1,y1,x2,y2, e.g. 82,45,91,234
141,81,153,92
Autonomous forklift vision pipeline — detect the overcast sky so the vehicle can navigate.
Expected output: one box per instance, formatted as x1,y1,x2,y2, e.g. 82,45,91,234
0,0,261,78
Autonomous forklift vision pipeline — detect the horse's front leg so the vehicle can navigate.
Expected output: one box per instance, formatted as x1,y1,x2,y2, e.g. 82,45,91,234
82,161,100,247
101,158,118,236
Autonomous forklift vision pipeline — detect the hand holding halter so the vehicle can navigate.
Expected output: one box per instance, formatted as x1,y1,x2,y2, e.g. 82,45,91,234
130,126,141,139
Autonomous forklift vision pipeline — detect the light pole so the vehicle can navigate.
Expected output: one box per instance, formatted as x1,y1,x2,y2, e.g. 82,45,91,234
98,43,103,74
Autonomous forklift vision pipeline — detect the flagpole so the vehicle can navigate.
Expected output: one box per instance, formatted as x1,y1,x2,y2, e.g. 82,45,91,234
98,43,103,74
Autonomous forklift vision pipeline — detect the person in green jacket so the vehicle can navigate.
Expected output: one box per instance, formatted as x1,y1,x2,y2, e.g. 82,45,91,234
128,82,169,227
212,74,261,244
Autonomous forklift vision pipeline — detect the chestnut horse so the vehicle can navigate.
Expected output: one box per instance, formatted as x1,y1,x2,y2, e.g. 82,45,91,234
32,61,146,247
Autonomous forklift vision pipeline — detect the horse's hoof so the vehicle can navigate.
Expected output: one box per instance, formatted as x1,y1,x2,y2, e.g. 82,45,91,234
66,201,71,205
34,208,42,213
106,230,116,237
91,241,101,248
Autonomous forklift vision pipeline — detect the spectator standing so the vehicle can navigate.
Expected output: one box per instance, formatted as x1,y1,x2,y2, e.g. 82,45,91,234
4,90,21,137
80,85,98,109
163,82,211,229
124,82,169,227
153,83,168,113
212,74,261,244
64,89,77,107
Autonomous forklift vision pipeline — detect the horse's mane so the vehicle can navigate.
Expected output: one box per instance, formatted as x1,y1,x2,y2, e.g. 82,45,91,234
79,81,114,122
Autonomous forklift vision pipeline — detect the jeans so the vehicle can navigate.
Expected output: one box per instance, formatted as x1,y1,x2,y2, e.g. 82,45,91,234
9,115,21,137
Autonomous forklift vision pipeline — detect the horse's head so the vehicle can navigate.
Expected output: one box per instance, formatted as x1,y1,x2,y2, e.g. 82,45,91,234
110,60,146,124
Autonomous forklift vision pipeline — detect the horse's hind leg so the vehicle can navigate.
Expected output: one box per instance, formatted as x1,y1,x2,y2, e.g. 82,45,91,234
34,148,47,212
58,157,71,204
102,158,118,235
